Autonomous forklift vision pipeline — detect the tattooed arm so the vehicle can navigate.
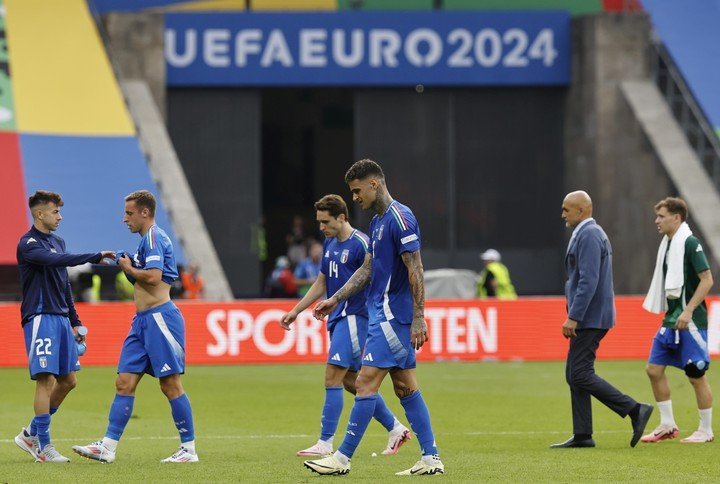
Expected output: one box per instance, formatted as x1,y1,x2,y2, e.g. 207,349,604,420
313,253,372,320
402,250,428,349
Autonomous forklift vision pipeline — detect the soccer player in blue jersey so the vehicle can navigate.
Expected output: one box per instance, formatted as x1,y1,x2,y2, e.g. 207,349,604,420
14,190,114,463
73,190,198,463
305,160,444,476
280,194,411,458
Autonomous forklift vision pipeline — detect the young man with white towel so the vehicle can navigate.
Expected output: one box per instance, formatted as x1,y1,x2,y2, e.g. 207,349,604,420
641,197,714,444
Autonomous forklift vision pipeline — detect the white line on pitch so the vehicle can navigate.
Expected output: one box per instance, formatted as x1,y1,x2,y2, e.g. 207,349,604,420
0,429,628,444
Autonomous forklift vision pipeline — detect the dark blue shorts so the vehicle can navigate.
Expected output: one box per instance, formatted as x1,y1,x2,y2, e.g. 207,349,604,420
23,314,80,380
118,301,186,377
327,315,368,372
361,319,416,370
648,325,709,371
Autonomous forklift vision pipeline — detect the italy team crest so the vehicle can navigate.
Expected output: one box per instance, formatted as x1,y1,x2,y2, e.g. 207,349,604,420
341,249,349,263
39,356,47,368
378,224,384,240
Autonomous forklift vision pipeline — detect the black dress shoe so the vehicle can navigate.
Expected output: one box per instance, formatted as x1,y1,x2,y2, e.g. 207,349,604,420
630,403,654,447
550,437,596,448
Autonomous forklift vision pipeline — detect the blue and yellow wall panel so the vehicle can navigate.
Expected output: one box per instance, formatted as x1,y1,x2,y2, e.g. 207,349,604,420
0,0,184,263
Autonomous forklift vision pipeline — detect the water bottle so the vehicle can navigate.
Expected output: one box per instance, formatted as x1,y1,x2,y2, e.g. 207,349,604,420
75,326,88,356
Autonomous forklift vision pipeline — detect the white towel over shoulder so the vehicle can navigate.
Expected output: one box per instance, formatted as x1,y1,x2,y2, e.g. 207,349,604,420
642,222,692,314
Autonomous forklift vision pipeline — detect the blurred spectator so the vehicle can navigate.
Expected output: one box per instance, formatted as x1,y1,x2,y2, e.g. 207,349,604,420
477,249,517,299
171,264,185,299
182,262,205,299
256,216,268,263
265,256,297,298
68,262,97,302
294,241,323,297
115,270,134,301
286,215,308,266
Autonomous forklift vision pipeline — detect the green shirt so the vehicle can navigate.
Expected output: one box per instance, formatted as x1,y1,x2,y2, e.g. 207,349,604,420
662,235,710,329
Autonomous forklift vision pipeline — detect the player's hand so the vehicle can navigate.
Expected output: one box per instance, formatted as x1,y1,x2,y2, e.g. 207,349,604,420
562,318,578,339
280,311,298,331
72,326,86,343
313,297,338,320
99,251,116,264
410,315,428,350
117,252,132,271
674,309,692,330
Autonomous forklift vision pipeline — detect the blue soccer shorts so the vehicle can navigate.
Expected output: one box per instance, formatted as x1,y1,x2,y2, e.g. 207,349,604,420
118,301,186,378
327,315,368,372
361,318,416,370
648,325,710,371
23,314,80,380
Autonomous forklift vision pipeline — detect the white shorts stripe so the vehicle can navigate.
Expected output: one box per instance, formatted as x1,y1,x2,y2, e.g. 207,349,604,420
152,312,185,359
688,322,708,355
28,315,42,361
348,315,361,360
380,320,408,361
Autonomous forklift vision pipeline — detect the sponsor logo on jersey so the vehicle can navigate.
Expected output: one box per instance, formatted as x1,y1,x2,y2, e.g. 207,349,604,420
325,250,330,258
697,244,704,252
331,353,341,361
27,238,36,244
50,248,57,253
363,353,373,362
161,363,172,372
341,249,349,263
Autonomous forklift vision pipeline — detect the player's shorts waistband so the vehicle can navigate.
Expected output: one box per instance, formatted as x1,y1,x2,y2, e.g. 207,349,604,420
136,300,177,317
22,313,70,326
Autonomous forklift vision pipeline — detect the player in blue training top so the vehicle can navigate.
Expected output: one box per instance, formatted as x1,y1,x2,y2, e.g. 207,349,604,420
73,190,198,464
14,190,114,463
280,194,411,458
306,160,444,477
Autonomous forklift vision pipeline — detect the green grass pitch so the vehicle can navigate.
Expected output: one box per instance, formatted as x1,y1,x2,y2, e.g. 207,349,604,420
0,361,716,482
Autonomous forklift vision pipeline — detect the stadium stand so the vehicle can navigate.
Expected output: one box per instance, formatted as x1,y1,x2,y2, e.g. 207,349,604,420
1,0,184,264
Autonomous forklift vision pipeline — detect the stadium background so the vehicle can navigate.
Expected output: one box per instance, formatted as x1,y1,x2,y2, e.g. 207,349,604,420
0,0,720,366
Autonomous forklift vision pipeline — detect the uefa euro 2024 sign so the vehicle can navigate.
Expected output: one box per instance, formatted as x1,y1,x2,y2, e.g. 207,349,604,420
165,11,570,87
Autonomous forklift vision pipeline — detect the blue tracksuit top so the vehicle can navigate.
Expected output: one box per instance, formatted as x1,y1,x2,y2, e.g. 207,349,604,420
17,226,101,326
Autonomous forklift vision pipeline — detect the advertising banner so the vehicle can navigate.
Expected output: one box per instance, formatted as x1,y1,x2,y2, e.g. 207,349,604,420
3,297,720,368
165,11,571,86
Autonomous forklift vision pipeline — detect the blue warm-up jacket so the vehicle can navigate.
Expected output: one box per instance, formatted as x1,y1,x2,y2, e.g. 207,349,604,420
17,226,102,326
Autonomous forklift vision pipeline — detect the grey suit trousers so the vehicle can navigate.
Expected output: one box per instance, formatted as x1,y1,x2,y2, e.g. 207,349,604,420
566,329,637,435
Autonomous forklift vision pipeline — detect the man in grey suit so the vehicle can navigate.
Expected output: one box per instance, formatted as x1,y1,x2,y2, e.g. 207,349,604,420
551,191,653,448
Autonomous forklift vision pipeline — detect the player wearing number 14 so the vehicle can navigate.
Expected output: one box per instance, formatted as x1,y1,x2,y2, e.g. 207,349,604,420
280,194,411,458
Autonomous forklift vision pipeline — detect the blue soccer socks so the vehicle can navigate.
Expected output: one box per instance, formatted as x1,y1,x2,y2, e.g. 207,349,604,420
29,406,57,437
338,394,377,459
401,390,438,456
105,394,135,441
35,413,51,450
169,393,196,444
320,386,344,442
373,393,396,431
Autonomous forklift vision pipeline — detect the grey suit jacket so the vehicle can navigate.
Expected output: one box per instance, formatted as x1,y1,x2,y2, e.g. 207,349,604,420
564,219,616,330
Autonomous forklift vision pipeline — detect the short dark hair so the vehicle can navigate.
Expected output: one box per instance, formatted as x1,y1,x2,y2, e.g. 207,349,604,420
29,190,63,209
655,197,688,222
314,194,349,219
344,158,385,184
125,190,156,217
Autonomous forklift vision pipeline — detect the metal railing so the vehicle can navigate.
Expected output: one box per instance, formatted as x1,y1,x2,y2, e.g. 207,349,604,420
650,40,720,188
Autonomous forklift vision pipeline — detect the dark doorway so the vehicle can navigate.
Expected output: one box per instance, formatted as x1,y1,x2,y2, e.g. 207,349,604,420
261,88,354,282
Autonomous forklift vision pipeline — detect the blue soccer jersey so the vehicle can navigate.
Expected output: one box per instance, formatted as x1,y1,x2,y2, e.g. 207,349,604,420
131,225,179,285
322,229,369,330
368,201,421,325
